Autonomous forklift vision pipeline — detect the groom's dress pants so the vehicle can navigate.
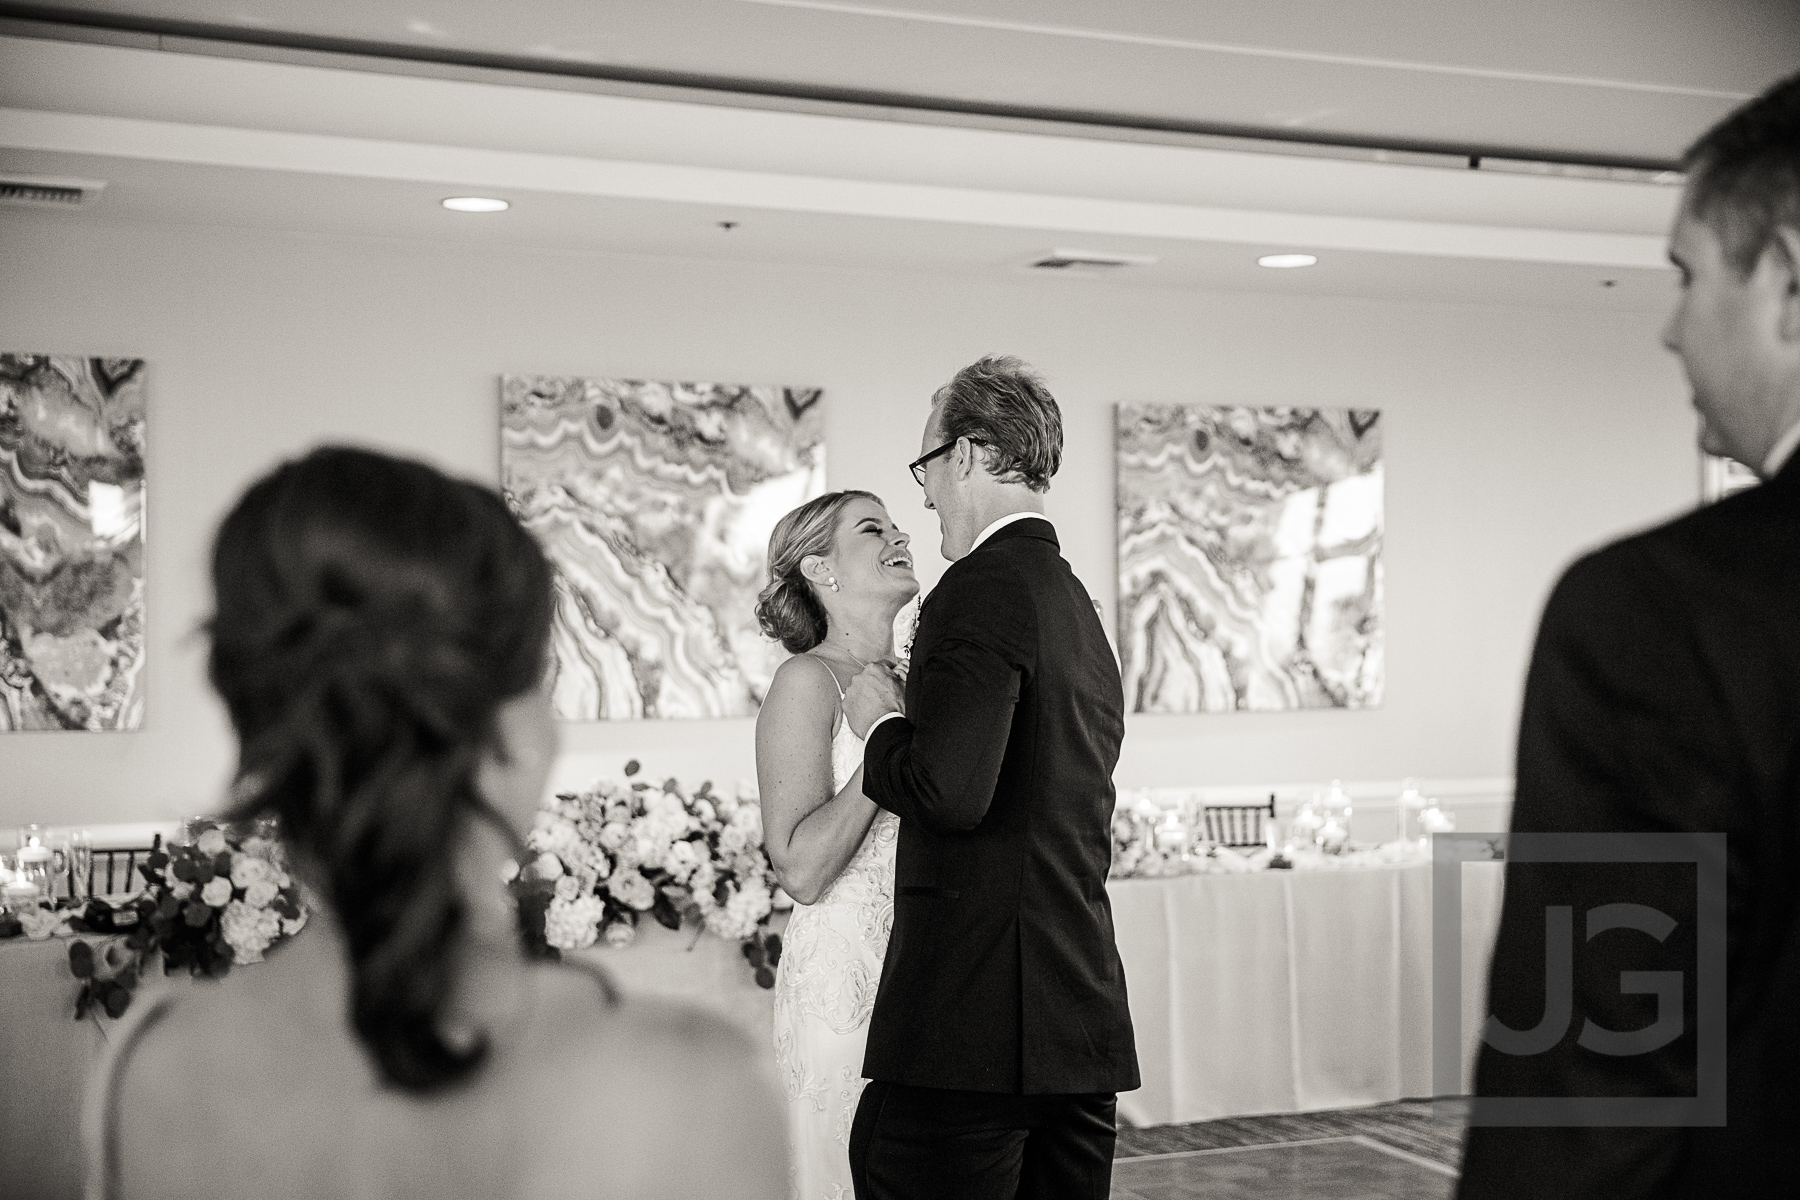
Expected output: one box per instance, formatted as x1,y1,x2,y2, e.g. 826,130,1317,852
849,1080,1116,1200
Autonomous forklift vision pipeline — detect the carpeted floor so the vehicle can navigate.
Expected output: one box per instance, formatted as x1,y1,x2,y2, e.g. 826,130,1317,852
1116,1099,1467,1172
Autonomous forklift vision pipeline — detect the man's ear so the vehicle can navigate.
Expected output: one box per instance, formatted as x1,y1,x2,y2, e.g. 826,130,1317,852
1772,226,1800,343
953,436,980,481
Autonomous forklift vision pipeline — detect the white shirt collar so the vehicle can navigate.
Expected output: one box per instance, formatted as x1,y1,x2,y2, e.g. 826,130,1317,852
1762,418,1800,479
969,511,1047,553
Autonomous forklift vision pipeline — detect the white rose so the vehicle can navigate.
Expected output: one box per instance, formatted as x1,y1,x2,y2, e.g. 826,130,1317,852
553,875,583,902
194,828,228,856
609,868,656,911
201,876,235,907
598,822,629,851
730,804,763,843
544,894,604,951
221,899,282,964
693,799,717,825
170,880,195,900
243,879,280,908
603,919,636,948
230,855,274,890
719,825,747,855
661,840,700,882
532,852,564,881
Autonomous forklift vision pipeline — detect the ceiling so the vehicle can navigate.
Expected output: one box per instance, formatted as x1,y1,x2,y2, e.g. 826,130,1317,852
4,0,1798,166
0,4,1777,312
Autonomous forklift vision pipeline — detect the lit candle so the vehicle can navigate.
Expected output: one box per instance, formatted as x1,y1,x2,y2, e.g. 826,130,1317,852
3,880,38,905
1419,803,1456,834
1155,810,1188,850
17,845,52,865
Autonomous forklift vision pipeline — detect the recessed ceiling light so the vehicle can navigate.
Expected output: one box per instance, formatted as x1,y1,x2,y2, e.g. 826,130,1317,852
441,196,509,213
1258,253,1318,269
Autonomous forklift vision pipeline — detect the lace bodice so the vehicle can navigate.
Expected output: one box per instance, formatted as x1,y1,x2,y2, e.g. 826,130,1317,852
812,716,898,910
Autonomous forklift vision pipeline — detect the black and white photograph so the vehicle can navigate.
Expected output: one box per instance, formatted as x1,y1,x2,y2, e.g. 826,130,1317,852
3,3,1799,1199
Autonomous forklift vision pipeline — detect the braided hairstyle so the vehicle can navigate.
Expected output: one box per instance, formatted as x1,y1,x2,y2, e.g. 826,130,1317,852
753,490,878,653
209,446,553,1094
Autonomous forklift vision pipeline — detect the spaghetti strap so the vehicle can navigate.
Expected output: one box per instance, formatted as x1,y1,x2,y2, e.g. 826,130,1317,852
813,656,848,699
83,990,177,1200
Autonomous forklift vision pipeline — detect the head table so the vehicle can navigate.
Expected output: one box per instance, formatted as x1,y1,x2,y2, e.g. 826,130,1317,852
0,857,1503,1198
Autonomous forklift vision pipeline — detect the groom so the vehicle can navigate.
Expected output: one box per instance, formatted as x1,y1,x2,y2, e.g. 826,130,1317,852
842,356,1138,1200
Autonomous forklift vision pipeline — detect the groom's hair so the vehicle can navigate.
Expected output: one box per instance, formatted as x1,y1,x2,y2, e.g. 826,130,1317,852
1683,68,1800,276
931,355,1062,493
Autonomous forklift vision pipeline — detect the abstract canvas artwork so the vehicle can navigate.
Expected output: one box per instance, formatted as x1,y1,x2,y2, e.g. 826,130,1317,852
1117,404,1383,713
502,375,825,720
0,355,147,731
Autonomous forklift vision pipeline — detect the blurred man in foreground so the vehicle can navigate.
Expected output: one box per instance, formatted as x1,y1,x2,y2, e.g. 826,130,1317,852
1459,70,1800,1198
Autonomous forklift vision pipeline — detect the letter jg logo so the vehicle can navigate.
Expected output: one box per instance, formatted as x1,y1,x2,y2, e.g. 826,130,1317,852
1482,903,1684,1059
1432,832,1725,1127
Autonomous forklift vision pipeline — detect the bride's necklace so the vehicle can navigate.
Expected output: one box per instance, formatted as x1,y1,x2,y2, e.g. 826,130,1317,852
822,636,875,673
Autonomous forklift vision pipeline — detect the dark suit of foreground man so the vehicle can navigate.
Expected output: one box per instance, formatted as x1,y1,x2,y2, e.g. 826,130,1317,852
842,357,1138,1200
1459,71,1800,1199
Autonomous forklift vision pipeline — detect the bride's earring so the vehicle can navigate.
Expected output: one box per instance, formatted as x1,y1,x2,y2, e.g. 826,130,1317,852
827,577,840,592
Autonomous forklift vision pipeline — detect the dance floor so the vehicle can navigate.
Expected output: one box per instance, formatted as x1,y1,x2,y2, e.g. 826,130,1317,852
1112,1137,1455,1200
1112,1100,1462,1199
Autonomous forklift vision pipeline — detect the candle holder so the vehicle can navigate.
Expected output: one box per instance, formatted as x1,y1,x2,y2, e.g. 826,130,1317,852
2,851,48,912
1417,800,1456,849
1153,807,1193,865
1394,778,1424,844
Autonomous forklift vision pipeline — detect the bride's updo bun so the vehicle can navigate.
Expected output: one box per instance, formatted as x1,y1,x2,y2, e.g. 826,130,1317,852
756,490,878,654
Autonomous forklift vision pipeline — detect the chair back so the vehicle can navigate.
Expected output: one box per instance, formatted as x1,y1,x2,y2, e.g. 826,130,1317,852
80,847,158,899
1203,795,1277,848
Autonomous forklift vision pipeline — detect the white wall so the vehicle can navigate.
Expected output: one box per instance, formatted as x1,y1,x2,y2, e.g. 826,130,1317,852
0,211,1696,829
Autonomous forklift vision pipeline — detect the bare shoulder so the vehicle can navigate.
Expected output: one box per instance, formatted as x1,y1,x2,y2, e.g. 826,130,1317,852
523,976,786,1199
765,651,839,704
758,652,841,733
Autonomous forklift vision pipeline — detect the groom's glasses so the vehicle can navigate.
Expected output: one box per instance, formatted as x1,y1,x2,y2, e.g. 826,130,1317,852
909,439,979,486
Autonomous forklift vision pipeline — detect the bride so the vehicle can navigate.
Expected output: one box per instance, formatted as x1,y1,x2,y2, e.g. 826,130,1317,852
755,490,918,1200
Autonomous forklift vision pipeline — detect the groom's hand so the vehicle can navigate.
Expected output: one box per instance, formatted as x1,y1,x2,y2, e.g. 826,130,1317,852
843,660,905,739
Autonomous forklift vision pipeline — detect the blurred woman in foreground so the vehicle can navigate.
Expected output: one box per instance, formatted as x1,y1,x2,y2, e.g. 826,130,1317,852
84,446,784,1200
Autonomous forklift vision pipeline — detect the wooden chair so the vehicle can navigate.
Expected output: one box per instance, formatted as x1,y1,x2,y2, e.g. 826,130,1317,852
1202,796,1277,848
76,847,158,899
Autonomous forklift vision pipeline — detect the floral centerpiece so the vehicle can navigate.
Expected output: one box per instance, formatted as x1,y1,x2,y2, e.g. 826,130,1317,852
64,825,308,1021
1111,791,1197,879
513,760,784,986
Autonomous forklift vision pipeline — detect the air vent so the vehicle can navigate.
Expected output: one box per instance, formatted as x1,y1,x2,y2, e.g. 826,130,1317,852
0,175,107,209
1027,248,1158,273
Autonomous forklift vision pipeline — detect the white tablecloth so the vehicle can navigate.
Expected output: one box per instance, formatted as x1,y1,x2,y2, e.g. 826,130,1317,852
1107,860,1505,1127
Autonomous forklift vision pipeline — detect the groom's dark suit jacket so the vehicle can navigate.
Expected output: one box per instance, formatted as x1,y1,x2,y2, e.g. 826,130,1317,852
860,517,1139,1096
1459,454,1800,1198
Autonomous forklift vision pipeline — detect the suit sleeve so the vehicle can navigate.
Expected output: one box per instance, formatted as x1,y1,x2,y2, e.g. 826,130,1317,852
1460,545,1737,1200
861,556,1029,835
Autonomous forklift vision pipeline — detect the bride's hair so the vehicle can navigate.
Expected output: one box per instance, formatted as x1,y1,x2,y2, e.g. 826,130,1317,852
755,490,880,653
208,445,553,1095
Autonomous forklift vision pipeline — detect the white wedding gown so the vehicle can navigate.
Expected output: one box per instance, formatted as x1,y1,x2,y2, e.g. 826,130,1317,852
771,701,899,1200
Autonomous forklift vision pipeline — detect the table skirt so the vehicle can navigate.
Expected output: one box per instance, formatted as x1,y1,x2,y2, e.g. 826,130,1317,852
1107,860,1504,1127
